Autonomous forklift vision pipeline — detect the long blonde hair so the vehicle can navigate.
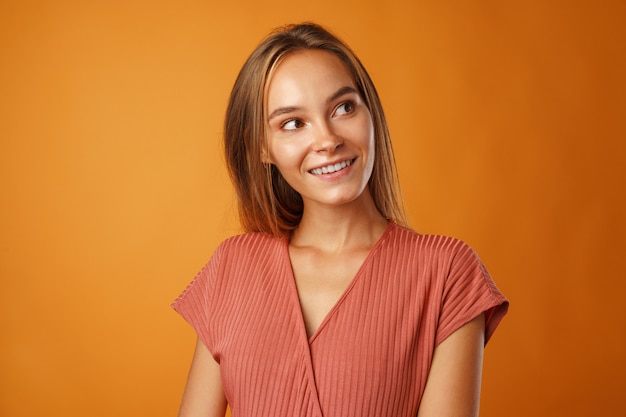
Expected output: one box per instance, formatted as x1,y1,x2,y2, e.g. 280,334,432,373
224,23,406,237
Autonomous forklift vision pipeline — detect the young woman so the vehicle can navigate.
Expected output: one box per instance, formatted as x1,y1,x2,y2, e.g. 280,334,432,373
172,23,508,417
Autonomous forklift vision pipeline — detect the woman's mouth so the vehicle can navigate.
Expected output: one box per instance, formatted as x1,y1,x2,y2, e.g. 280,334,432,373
309,159,354,175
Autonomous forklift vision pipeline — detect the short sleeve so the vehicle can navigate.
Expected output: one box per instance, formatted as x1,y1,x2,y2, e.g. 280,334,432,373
435,241,509,346
171,243,225,359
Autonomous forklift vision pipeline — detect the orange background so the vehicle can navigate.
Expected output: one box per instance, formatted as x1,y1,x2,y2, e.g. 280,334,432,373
1,1,624,416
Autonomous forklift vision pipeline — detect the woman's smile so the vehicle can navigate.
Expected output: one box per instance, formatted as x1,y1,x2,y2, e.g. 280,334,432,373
308,158,355,176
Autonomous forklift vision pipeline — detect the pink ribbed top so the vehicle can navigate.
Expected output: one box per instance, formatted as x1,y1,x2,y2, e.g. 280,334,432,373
172,222,508,417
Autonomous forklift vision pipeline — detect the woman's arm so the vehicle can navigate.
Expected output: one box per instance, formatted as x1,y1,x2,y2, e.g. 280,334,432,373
177,338,227,417
417,314,486,417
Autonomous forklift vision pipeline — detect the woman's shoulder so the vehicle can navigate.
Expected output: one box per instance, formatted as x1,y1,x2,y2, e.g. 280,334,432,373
387,224,479,262
388,222,475,257
386,223,491,284
215,231,285,256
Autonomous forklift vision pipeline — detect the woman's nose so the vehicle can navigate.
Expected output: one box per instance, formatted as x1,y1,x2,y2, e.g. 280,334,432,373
312,122,343,152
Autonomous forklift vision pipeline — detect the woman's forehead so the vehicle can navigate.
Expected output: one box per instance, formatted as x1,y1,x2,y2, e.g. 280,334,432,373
265,50,356,109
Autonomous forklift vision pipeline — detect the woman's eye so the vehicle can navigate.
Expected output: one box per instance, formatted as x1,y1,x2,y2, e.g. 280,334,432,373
281,119,304,131
334,101,355,116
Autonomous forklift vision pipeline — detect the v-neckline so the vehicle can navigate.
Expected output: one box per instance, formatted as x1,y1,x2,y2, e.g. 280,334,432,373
281,221,395,345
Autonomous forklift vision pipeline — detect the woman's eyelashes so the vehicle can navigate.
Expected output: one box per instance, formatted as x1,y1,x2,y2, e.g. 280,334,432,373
278,100,357,131
333,100,356,117
281,118,305,131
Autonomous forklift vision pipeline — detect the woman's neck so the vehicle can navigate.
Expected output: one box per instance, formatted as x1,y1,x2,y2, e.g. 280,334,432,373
290,191,389,254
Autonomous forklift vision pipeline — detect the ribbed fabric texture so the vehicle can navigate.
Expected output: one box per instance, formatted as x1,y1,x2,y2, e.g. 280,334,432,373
172,222,508,417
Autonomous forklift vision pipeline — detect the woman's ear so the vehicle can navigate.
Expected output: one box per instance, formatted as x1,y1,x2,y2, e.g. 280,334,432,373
261,147,272,164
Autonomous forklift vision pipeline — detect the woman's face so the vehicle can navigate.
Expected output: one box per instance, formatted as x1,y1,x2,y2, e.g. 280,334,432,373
264,49,375,210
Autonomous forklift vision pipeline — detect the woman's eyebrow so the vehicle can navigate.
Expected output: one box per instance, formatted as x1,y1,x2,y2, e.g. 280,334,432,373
327,86,358,104
267,86,359,122
268,106,300,122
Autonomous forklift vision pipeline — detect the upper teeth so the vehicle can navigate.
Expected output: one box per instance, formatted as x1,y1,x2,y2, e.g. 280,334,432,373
310,159,352,175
